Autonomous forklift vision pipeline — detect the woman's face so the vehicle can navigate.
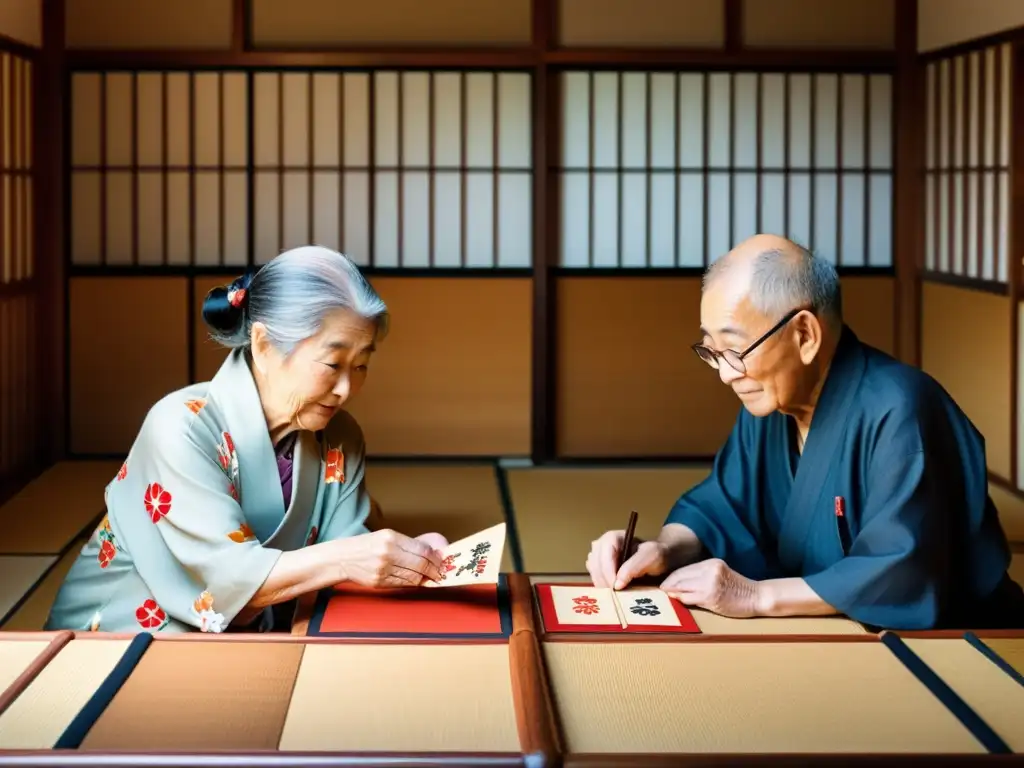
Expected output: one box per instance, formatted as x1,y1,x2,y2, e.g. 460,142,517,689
252,309,378,434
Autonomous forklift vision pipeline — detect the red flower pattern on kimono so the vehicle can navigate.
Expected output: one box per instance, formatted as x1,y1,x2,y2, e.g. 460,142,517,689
135,599,168,630
217,432,239,480
306,526,318,547
227,522,256,543
228,482,239,502
144,483,172,523
97,538,116,569
324,448,345,484
116,461,128,482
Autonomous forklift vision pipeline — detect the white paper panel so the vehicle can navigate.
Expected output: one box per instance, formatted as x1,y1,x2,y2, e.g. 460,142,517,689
373,170,398,266
434,74,462,167
677,174,703,268
72,74,101,166
166,171,190,265
254,73,279,168
733,74,757,169
498,73,530,168
649,174,674,267
136,73,162,167
194,73,221,167
968,53,980,168
787,172,811,250
621,73,646,170
939,60,950,169
374,72,399,167
224,171,248,266
312,171,339,251
678,74,704,169
925,65,936,171
982,171,995,281
925,174,936,270
194,171,220,266
788,75,811,169
282,73,309,167
706,173,730,262
434,172,461,267
761,75,785,169
561,173,589,267
312,74,339,168
813,174,838,263
282,171,309,251
841,76,864,169
620,173,646,266
938,174,949,272
344,74,371,167
997,170,1008,282
562,73,589,169
867,175,891,268
402,170,430,267
952,171,964,274
402,73,430,168
592,73,618,170
105,73,132,167
840,174,865,267
71,172,100,264
342,171,370,266
760,173,785,237
497,173,530,268
707,74,730,168
465,73,494,169
99,172,128,266
966,172,979,278
999,44,1010,168
166,74,191,167
591,174,617,267
223,74,247,168
137,171,162,265
649,74,675,169
254,171,279,264
732,173,757,244
814,75,837,169
953,56,965,168
465,172,494,266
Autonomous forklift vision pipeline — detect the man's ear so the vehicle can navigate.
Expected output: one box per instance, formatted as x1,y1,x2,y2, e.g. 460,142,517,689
795,311,823,365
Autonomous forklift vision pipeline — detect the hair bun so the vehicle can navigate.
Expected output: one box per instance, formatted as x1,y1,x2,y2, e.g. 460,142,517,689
202,270,256,340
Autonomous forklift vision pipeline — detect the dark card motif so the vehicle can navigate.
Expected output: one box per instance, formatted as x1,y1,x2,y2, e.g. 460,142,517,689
629,597,661,616
455,541,491,578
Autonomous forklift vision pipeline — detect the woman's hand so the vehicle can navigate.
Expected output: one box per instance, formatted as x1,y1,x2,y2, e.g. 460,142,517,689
415,532,449,551
335,528,444,588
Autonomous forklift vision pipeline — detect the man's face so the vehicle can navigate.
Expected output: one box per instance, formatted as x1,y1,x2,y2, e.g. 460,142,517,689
697,280,806,417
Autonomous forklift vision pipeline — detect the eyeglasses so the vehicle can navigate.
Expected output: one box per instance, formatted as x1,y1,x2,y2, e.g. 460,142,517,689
691,307,807,375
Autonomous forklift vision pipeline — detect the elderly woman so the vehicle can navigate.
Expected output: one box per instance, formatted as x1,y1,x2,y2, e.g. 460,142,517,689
45,246,448,633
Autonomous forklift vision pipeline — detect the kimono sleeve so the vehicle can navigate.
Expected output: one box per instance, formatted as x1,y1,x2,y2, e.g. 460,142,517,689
318,412,373,541
129,408,283,627
803,447,947,629
664,410,777,580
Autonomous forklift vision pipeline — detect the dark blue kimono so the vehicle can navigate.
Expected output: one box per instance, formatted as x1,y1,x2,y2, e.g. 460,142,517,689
666,326,1024,630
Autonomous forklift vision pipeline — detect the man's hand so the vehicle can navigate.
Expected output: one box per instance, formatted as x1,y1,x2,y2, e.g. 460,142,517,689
659,558,760,618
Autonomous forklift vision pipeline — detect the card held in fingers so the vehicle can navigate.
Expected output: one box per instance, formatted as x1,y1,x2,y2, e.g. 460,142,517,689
613,588,681,627
424,522,506,588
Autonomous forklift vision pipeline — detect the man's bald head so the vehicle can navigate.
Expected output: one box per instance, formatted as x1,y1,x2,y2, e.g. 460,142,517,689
702,234,843,330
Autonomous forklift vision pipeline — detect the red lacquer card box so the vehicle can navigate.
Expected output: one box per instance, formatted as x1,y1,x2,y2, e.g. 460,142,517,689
535,582,701,634
307,574,512,639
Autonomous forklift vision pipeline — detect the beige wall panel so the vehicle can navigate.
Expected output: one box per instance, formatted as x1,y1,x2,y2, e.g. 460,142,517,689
558,276,895,458
70,278,190,455
841,276,895,356
560,0,724,47
0,0,40,47
251,0,531,47
66,0,233,49
343,278,532,456
921,282,1011,479
193,275,233,384
743,0,895,49
919,0,1024,52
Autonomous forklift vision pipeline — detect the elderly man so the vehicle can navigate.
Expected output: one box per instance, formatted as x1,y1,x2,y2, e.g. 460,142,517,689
587,234,1024,630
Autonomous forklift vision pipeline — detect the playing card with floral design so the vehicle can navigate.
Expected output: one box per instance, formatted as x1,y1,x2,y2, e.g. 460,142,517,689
535,582,701,634
424,522,506,588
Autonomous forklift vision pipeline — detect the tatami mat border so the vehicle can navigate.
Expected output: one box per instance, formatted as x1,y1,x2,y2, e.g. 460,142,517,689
0,632,73,718
879,632,1012,754
963,632,1024,687
0,753,534,767
53,633,153,749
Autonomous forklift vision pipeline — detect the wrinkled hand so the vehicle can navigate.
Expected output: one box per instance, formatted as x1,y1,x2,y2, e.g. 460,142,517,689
660,559,759,618
336,528,444,588
414,532,449,552
586,530,671,590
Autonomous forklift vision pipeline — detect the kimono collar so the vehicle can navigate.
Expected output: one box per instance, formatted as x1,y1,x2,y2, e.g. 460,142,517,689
207,348,288,542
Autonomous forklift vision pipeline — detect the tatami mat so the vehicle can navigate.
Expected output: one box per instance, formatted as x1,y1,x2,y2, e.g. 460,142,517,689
365,463,514,571
0,638,130,749
508,466,710,572
0,461,120,554
0,557,56,623
985,638,1024,676
988,484,1024,543
903,638,1024,752
544,642,985,754
528,574,866,634
1,540,85,631
279,643,521,752
0,638,53,701
80,641,305,751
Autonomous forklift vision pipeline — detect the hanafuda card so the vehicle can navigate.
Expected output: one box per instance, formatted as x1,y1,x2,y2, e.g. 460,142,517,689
424,522,506,588
535,583,701,633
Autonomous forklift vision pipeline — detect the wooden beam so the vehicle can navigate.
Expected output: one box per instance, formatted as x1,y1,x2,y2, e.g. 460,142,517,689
892,0,922,368
531,0,558,463
231,0,248,53
724,0,743,53
37,0,66,462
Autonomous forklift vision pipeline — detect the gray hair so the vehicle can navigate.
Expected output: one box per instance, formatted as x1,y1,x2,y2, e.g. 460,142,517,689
202,245,389,353
703,243,843,327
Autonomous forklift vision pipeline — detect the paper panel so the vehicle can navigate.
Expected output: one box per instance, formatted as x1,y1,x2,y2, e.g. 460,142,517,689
550,585,622,626
427,522,506,588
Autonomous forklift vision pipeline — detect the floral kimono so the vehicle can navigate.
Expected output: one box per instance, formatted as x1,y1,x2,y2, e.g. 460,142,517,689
45,348,373,634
